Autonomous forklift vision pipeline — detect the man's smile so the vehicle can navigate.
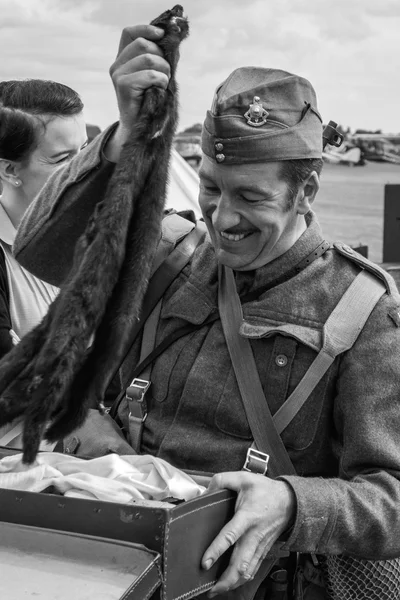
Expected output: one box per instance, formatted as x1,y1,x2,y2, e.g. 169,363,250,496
219,230,255,243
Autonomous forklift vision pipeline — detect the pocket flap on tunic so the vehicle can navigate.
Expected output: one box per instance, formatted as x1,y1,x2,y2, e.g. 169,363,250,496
239,320,322,353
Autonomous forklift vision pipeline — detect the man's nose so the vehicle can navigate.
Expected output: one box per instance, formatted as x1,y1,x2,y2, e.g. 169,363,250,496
211,193,240,231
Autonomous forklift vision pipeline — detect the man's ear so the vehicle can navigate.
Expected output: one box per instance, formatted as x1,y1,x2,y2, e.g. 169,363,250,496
0,159,21,186
296,171,320,215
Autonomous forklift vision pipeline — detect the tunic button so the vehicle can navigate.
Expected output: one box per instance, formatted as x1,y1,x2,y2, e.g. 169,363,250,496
275,354,288,367
215,142,224,151
216,153,225,163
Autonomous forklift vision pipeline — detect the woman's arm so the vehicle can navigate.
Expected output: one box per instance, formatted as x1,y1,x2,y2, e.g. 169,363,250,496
14,140,201,287
13,126,117,286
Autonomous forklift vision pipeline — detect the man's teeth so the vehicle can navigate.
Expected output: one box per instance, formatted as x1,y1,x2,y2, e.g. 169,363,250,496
220,231,247,241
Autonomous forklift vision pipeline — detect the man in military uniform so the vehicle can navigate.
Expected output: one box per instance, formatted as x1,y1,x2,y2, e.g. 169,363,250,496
14,24,400,598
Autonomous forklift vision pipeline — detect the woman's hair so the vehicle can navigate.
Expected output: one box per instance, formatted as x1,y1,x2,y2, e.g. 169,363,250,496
0,79,83,162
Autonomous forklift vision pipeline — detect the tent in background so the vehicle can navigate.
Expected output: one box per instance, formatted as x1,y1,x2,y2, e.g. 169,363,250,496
86,124,102,143
166,148,201,217
86,124,201,217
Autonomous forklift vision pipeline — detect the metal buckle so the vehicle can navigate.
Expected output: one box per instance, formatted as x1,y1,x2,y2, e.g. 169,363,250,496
127,378,151,402
243,448,269,475
126,379,151,422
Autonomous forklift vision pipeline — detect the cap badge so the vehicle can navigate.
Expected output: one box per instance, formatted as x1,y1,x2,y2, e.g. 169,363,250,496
244,96,269,127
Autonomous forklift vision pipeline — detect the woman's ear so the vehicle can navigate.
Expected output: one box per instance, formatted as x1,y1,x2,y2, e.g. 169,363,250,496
296,171,320,215
0,159,21,186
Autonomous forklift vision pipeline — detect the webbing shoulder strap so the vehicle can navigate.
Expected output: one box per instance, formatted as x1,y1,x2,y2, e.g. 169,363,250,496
219,265,386,478
110,218,207,420
110,217,206,387
273,269,386,434
219,265,296,478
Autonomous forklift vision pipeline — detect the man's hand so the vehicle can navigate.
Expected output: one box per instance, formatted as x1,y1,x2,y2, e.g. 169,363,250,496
202,472,296,597
105,25,171,162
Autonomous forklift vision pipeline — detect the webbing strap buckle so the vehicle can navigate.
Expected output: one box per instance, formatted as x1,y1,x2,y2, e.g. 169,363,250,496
243,447,269,475
126,378,151,422
127,378,151,401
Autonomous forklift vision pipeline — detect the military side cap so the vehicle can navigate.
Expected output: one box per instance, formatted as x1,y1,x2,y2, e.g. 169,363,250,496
201,66,323,165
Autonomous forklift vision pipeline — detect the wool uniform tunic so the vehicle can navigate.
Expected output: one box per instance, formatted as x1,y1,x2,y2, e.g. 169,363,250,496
13,128,400,562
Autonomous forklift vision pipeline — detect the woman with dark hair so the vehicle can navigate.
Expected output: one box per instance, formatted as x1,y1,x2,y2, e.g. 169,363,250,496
0,79,87,359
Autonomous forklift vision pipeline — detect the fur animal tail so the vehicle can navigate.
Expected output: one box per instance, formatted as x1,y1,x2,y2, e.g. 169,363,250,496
21,84,171,457
19,136,144,462
46,88,177,441
1,5,189,463
46,9,189,443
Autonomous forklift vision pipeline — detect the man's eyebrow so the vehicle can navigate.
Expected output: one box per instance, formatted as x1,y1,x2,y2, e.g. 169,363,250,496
240,185,270,196
198,175,270,197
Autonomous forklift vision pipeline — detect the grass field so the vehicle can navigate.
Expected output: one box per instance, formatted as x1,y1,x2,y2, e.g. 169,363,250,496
317,162,400,264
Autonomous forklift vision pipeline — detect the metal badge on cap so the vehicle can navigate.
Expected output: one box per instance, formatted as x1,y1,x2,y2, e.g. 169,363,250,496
244,96,269,127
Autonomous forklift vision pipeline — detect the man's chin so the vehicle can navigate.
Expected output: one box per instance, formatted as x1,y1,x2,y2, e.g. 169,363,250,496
217,250,252,271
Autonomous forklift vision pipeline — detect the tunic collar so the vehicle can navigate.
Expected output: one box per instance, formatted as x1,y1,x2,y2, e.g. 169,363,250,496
0,202,16,246
235,210,324,296
162,211,325,325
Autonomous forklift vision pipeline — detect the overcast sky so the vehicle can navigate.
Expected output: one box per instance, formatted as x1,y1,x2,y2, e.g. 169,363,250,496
1,0,399,134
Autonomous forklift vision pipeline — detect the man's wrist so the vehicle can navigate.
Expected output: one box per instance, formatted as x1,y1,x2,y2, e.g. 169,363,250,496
102,122,130,163
276,480,297,541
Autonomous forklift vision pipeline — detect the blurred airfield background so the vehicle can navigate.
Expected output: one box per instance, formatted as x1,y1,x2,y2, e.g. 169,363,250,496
88,123,400,265
317,162,400,263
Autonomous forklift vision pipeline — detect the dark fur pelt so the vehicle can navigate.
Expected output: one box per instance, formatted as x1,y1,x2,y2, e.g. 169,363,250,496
0,5,189,463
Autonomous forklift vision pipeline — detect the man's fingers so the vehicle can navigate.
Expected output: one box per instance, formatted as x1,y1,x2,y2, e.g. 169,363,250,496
117,24,164,56
202,511,250,570
207,535,265,597
111,39,167,76
112,54,170,85
115,71,170,101
108,28,170,134
238,535,274,582
203,472,291,595
207,471,251,495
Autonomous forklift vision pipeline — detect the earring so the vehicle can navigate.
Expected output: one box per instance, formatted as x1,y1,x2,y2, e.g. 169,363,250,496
14,179,21,187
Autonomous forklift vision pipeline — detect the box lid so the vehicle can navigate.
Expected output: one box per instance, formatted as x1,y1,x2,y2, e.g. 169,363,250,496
0,521,161,600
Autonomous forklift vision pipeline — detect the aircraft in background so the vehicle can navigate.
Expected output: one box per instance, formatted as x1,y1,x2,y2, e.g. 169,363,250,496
323,142,366,166
349,133,400,165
